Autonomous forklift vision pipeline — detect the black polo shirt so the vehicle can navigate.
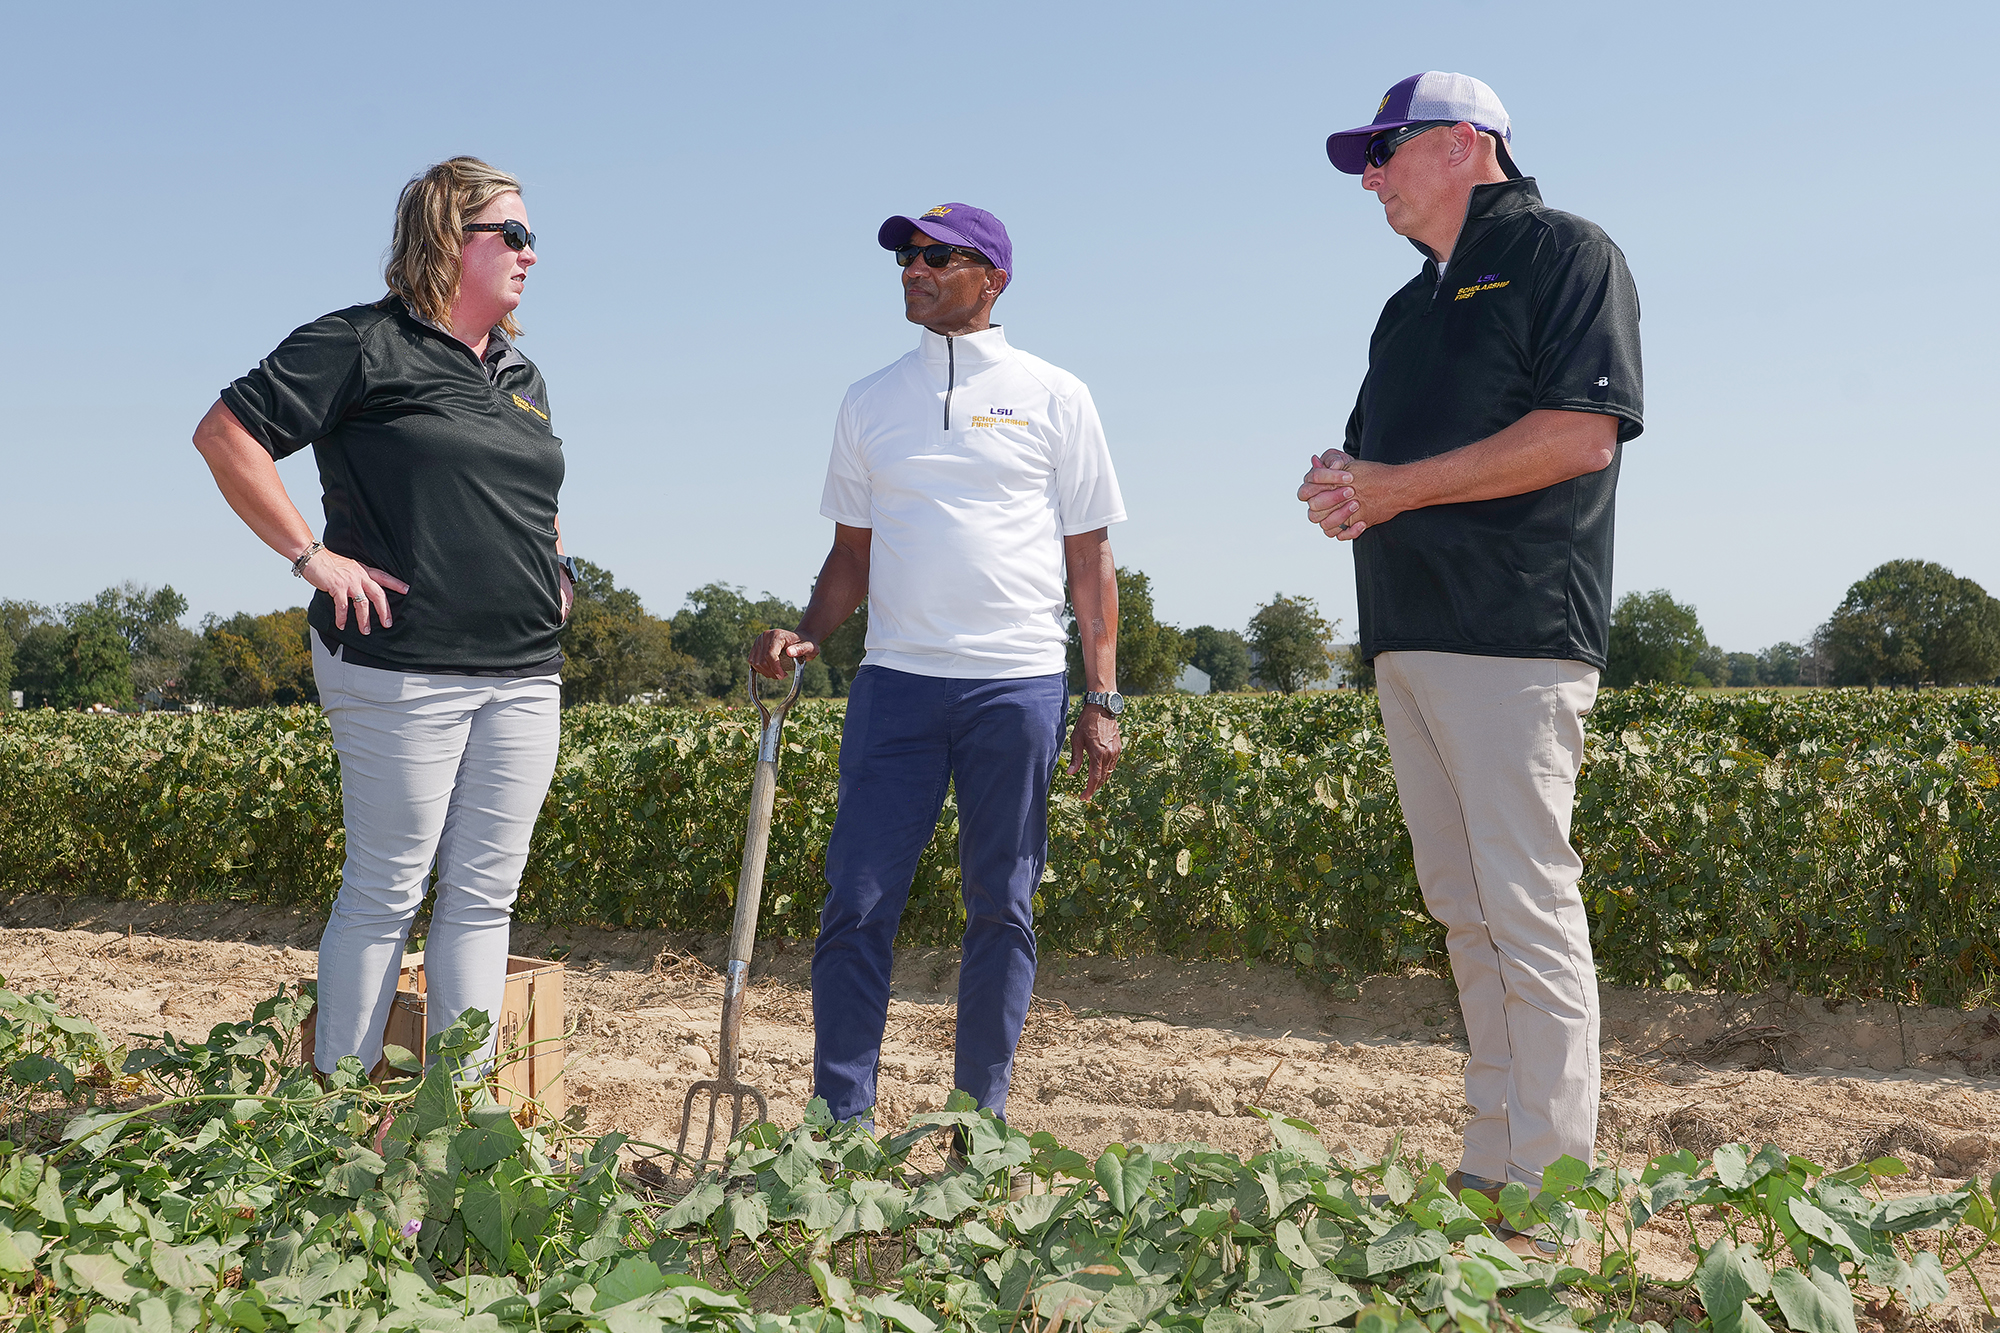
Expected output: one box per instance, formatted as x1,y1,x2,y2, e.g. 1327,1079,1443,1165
1345,177,1643,670
222,298,566,675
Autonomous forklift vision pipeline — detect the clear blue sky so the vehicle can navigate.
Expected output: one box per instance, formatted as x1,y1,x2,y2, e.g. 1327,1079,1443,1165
4,0,1994,655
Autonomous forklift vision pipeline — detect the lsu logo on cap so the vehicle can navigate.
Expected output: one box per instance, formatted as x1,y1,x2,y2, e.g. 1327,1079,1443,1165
1378,93,1390,113
921,205,954,218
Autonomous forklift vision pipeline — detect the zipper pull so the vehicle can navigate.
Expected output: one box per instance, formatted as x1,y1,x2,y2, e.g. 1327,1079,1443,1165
944,335,955,431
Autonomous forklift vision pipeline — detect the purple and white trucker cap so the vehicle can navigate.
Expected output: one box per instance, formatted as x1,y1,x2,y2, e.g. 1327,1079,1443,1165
878,203,1014,277
1325,72,1519,177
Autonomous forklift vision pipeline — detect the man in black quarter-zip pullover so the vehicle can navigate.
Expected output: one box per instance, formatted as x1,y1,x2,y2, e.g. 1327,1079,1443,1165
1298,72,1643,1250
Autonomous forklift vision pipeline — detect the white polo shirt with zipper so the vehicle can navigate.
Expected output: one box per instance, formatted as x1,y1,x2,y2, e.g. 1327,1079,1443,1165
819,324,1126,680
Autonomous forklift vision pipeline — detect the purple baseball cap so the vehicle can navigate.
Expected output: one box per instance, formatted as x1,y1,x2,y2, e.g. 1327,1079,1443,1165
878,203,1013,277
1325,72,1520,177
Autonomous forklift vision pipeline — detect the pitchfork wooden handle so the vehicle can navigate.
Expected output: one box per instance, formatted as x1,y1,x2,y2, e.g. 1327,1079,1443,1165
729,759,779,967
715,660,804,1082
730,658,801,968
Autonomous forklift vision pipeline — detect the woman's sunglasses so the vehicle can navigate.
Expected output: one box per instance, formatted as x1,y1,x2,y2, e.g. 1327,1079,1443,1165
894,243,990,269
1363,121,1455,169
464,219,536,251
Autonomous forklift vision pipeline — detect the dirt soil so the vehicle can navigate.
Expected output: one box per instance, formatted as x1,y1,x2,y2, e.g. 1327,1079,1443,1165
5,893,1998,1325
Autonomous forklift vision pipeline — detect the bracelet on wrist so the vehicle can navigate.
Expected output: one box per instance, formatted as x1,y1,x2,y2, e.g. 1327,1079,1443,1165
291,541,324,577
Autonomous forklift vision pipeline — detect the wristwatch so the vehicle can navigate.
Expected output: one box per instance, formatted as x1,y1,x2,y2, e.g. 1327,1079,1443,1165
1082,690,1125,716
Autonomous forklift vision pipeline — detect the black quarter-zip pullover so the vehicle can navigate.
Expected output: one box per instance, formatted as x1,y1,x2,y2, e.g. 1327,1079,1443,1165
1345,177,1644,670
221,297,567,675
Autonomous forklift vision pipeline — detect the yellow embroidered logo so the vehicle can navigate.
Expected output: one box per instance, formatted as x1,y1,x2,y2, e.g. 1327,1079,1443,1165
1453,277,1511,301
510,392,549,421
1377,93,1390,113
921,205,953,218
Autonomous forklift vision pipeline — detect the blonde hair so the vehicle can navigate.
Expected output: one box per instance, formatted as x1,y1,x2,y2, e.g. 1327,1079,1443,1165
384,156,525,337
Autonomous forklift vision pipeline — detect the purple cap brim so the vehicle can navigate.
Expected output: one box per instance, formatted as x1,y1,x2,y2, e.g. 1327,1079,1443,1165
878,203,1014,277
1325,71,1518,176
1326,121,1521,178
879,215,978,252
1326,119,1429,174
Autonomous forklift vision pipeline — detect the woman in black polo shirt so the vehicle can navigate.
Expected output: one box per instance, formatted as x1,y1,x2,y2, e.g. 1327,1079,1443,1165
192,156,570,1078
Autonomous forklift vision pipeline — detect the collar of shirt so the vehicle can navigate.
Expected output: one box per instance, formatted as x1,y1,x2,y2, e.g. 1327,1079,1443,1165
398,299,527,383
1412,174,1545,272
915,323,1012,366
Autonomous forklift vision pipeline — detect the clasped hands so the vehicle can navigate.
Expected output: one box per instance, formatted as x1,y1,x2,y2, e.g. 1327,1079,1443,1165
1297,450,1408,541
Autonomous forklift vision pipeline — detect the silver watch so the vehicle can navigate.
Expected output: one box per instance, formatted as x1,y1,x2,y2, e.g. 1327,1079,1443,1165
1082,690,1125,716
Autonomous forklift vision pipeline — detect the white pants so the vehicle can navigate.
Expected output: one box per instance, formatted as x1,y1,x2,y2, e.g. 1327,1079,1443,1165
1374,650,1600,1188
311,637,560,1073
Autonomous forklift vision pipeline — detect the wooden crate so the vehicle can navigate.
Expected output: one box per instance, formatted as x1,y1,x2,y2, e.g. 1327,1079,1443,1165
306,952,565,1120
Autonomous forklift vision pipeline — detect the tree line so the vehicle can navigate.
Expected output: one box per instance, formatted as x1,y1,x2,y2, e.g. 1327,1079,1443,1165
1608,558,2000,689
1069,570,1352,696
0,563,1351,711
7,554,1991,711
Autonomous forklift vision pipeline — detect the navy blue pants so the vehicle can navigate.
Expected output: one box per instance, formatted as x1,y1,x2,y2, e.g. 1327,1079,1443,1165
812,665,1068,1122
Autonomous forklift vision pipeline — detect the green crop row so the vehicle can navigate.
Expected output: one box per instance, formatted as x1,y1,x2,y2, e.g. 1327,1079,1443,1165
2,689,1996,1003
5,979,1999,1333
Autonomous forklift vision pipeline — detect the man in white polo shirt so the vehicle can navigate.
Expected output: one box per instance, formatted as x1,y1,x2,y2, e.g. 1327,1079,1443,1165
750,202,1125,1125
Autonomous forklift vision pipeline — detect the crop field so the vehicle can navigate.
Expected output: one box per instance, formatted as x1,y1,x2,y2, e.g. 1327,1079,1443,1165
2,911,1999,1333
2,687,1997,1001
2,689,1998,1332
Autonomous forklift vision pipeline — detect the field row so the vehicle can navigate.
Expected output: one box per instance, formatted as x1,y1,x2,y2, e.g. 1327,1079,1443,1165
3,981,1998,1333
2,688,1996,1003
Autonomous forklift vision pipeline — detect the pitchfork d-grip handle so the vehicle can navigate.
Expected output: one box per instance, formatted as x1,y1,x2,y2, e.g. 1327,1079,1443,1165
715,660,804,1081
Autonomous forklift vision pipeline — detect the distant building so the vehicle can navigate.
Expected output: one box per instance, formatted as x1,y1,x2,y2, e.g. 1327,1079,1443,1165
1175,663,1212,695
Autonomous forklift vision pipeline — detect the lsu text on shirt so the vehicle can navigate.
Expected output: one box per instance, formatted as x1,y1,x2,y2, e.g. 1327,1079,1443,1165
819,325,1126,679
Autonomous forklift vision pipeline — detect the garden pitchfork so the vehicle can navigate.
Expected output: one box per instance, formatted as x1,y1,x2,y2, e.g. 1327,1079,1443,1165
673,657,804,1171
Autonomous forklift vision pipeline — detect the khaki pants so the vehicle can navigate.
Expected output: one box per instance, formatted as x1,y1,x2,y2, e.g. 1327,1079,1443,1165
1374,650,1600,1188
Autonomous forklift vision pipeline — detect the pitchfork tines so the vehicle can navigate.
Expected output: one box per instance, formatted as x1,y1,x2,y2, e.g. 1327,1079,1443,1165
671,658,803,1171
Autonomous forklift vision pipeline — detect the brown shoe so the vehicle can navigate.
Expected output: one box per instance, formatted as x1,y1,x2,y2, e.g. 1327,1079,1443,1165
944,1143,1031,1200
1499,1228,1575,1262
1446,1170,1506,1203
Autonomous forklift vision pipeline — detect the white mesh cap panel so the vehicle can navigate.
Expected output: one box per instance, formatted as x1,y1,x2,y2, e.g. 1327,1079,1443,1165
1408,71,1512,142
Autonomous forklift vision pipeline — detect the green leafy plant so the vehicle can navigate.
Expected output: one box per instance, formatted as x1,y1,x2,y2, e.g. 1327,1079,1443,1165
3,989,1997,1333
0,981,126,1105
4,689,1997,1001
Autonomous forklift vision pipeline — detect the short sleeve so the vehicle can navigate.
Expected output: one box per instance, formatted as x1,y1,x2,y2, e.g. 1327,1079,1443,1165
1053,383,1127,535
1342,394,1364,456
1530,240,1644,443
219,313,368,460
818,395,873,527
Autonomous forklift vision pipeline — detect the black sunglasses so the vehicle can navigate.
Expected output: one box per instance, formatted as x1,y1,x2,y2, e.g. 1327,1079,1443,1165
1363,121,1456,168
464,219,535,251
894,243,989,269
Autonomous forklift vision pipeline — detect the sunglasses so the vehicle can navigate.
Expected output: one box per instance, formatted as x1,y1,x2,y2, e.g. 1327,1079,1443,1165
1363,121,1456,168
894,243,990,269
464,219,536,251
